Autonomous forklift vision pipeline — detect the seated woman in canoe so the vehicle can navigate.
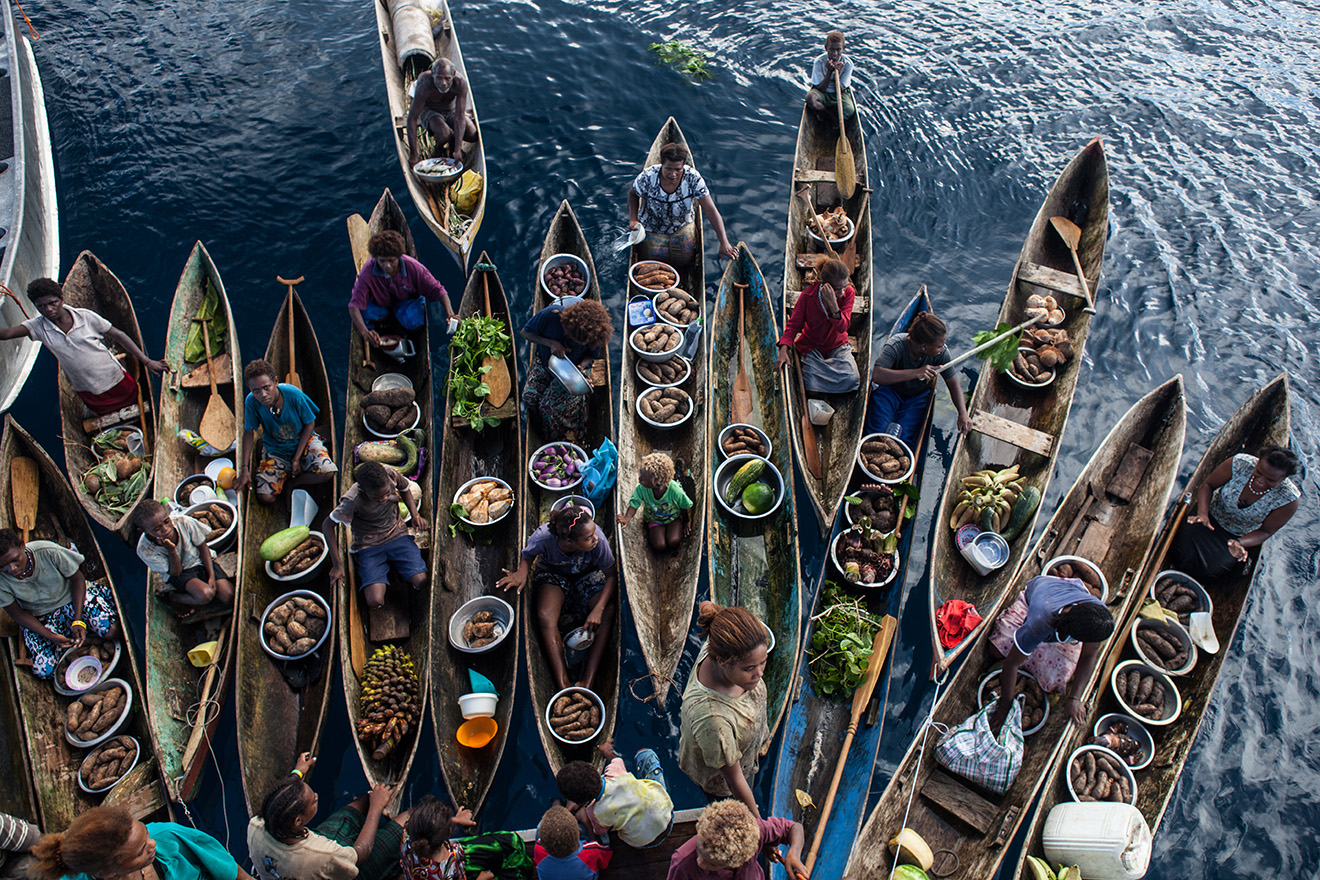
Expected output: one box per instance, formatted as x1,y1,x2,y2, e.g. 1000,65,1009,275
805,30,855,125
987,573,1115,734
348,231,458,350
497,504,617,692
0,529,121,681
0,278,166,415
865,310,971,445
521,298,613,441
679,603,771,815
627,142,737,267
775,258,860,396
1169,444,1300,584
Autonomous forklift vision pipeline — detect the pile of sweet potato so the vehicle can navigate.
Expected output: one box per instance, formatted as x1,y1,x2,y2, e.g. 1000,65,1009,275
550,692,602,742
633,324,680,355
271,535,325,577
653,289,697,325
80,736,138,790
1047,559,1104,599
637,356,687,386
632,262,677,292
190,502,234,543
1152,574,1203,625
1135,620,1191,671
639,388,690,424
1070,749,1134,803
66,685,128,744
1116,667,1171,720
721,427,767,457
985,673,1046,730
264,595,329,656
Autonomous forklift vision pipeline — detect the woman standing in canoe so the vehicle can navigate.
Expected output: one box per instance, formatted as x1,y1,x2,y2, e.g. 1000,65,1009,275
521,298,613,441
627,142,737,267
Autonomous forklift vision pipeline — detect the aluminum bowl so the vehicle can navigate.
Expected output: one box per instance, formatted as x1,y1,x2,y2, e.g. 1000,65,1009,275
259,589,333,659
1093,713,1155,771
1111,659,1182,727
545,686,606,745
635,354,691,389
264,532,330,585
448,594,516,655
629,324,683,364
628,260,679,293
829,525,900,590
363,403,421,439
413,156,463,183
528,442,587,492
1149,569,1212,625
712,454,785,521
550,494,594,518
857,433,915,484
1044,554,1110,604
65,678,134,749
716,423,772,461
540,253,591,300
1131,617,1197,676
183,498,239,552
653,289,700,328
805,215,855,248
452,477,515,527
1065,744,1138,806
1005,345,1056,390
54,638,122,697
636,387,694,431
78,735,140,794
548,354,592,396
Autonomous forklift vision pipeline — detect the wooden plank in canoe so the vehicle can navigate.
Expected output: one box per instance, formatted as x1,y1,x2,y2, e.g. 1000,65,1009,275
178,352,234,388
969,410,1055,456
1107,442,1154,502
793,169,836,183
785,290,870,314
922,769,997,834
1017,259,1087,299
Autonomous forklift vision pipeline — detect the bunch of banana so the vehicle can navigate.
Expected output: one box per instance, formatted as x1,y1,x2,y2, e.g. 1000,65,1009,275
1025,856,1082,880
948,465,1024,532
356,645,421,760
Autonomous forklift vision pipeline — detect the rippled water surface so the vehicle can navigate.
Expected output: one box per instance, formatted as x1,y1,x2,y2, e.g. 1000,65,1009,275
13,0,1320,876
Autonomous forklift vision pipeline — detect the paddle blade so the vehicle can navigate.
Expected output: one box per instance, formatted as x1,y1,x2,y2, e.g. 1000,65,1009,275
835,138,857,199
483,355,512,409
10,456,39,534
347,214,371,273
731,368,753,426
199,394,235,452
1050,215,1081,249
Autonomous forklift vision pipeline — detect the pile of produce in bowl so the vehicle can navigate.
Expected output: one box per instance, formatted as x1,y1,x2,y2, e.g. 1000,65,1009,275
1046,558,1105,599
859,435,912,482
361,386,419,435
55,638,116,687
812,206,851,240
720,426,767,457
549,690,602,742
189,502,234,544
66,684,129,744
1115,666,1172,721
263,594,329,656
1024,293,1065,325
543,263,586,298
845,484,900,531
834,521,897,587
530,443,586,489
631,261,678,292
1009,344,1055,386
453,479,514,525
1069,748,1135,803
638,387,691,425
722,457,777,516
981,670,1047,732
463,609,504,649
261,527,325,579
636,355,687,386
356,645,420,760
632,323,681,356
1090,719,1147,767
1152,573,1205,625
80,735,138,791
1133,619,1193,672
355,431,423,479
1020,325,1073,367
653,289,698,325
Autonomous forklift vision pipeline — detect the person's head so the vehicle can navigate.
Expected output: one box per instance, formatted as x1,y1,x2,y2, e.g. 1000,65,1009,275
368,230,408,276
555,760,604,806
824,31,846,60
31,807,149,880
259,775,318,839
907,311,948,356
548,504,598,552
560,299,614,351
1254,445,1300,487
537,806,581,859
27,278,65,321
405,796,459,866
0,528,27,575
696,601,769,690
818,258,849,288
430,57,457,90
659,142,689,183
639,452,675,491
135,499,176,543
244,359,281,408
694,800,760,871
1054,601,1115,644
355,461,395,502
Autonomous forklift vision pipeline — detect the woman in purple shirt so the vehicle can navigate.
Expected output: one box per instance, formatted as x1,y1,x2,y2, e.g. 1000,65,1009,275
348,231,456,350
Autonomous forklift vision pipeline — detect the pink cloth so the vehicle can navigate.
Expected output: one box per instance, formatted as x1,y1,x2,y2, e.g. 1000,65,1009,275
348,255,448,310
989,592,1082,693
936,599,983,649
778,281,853,354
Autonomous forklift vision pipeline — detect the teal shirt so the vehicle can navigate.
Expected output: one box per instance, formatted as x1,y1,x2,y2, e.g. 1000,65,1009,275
63,823,240,880
243,383,320,461
628,480,693,525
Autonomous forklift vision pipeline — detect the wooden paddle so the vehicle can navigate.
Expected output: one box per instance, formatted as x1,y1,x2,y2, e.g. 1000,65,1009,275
731,282,753,425
1048,216,1097,315
277,276,305,389
795,188,841,261
10,457,37,542
479,266,512,409
937,313,1045,375
833,70,856,199
789,350,822,480
194,318,235,451
347,576,366,680
802,614,898,876
347,214,371,273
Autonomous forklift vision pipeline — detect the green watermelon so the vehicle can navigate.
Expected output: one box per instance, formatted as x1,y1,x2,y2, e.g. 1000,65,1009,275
741,481,776,515
893,866,930,880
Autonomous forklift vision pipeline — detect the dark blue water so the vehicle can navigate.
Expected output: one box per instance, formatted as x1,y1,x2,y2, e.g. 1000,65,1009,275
13,0,1320,876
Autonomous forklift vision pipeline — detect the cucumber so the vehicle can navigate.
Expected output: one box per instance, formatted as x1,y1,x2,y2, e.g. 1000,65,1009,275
393,431,419,476
978,506,997,532
1002,486,1042,542
261,526,311,561
724,457,766,505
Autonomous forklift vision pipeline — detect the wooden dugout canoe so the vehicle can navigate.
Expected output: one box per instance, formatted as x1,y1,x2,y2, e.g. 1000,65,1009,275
618,117,707,704
844,375,1186,880
0,415,171,829
780,101,873,535
707,244,801,741
520,200,619,775
373,0,487,272
928,137,1110,677
430,252,521,815
769,287,936,880
235,287,337,817
59,251,156,540
1011,372,1291,880
145,241,243,803
339,189,434,811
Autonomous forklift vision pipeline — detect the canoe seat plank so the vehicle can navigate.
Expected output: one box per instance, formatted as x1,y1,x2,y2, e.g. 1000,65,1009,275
922,769,996,834
1017,260,1085,299
1106,443,1154,502
451,397,516,428
785,290,870,314
82,405,145,435
590,359,607,388
1074,519,1114,567
367,590,411,642
793,169,836,183
969,411,1054,457
179,352,234,388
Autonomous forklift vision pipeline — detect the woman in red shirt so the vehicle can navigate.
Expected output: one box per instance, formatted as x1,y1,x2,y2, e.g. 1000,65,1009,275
774,258,859,394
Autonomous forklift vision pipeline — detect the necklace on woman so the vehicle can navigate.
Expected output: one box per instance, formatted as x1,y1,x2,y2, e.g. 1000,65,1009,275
14,549,34,579
1246,472,1267,496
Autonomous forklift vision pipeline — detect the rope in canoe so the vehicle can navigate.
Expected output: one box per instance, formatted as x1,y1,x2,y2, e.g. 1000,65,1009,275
888,670,949,880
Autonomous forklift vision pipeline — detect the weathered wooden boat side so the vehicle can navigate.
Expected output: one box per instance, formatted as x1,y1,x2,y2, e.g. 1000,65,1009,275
520,201,620,775
707,244,801,739
0,638,39,825
0,415,171,829
845,375,1186,880
780,102,873,534
0,7,60,413
373,0,486,271
769,288,934,880
1010,372,1291,880
146,241,243,803
339,190,433,811
928,137,1110,676
235,288,337,817
59,251,156,539
430,252,521,814
619,117,707,704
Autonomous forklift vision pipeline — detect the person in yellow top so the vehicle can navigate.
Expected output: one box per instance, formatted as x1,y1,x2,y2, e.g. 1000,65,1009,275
556,738,676,849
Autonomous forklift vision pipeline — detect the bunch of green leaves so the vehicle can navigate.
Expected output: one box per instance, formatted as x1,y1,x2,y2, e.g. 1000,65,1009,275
447,316,512,429
81,458,153,516
973,322,1022,373
808,582,884,698
650,40,713,82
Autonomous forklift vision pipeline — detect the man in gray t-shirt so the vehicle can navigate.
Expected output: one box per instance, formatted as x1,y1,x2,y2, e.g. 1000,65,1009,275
865,315,972,445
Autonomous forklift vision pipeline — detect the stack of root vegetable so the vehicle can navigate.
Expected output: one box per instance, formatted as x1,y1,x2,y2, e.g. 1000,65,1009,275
1070,749,1134,803
363,386,418,435
720,427,766,457
632,262,677,292
633,324,681,355
859,436,911,481
190,502,234,544
356,645,420,760
1115,667,1172,721
80,735,138,790
1134,619,1192,671
639,387,691,424
549,691,602,742
263,593,329,655
653,289,698,325
66,685,128,744
637,356,687,386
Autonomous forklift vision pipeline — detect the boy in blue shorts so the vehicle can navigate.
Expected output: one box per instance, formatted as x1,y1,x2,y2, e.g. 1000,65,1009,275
233,359,337,505
326,462,428,608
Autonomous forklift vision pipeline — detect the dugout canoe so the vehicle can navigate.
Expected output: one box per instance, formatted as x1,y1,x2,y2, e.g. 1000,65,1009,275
373,0,487,271
928,137,1110,677
145,241,243,803
0,415,171,829
707,244,801,740
1011,372,1291,880
520,200,619,775
58,251,156,540
844,376,1186,880
339,189,434,811
430,252,521,815
235,286,337,817
0,637,38,827
780,101,873,535
0,6,60,413
769,287,935,880
618,117,707,704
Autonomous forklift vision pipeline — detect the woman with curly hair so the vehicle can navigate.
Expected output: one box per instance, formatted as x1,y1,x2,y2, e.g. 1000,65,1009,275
665,800,804,880
521,297,613,440
617,452,693,551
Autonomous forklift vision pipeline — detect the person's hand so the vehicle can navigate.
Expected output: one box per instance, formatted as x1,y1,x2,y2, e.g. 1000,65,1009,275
292,457,304,478
496,567,527,594
146,358,168,375
1227,538,1248,562
597,737,618,761
988,701,1008,737
160,536,178,554
329,563,344,588
784,853,809,880
49,630,75,651
549,340,568,359
819,282,840,319
452,807,476,827
776,347,791,371
368,782,395,811
366,327,383,348
294,752,316,775
411,516,428,535
616,513,630,526
69,625,87,648
912,364,939,382
584,604,605,633
683,517,692,537
1186,513,1211,528
957,411,973,436
233,470,250,493
1064,697,1086,726
719,241,738,260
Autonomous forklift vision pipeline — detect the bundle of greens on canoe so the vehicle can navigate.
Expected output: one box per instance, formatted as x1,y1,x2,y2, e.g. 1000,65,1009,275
80,427,151,515
448,315,512,429
808,582,885,698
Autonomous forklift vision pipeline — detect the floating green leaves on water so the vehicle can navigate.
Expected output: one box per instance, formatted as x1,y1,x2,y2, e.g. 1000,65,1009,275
650,40,713,82
448,316,512,430
973,322,1021,373
808,582,884,698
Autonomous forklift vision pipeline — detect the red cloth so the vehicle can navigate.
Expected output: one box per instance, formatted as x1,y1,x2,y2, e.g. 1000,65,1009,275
936,599,983,649
778,281,854,354
76,370,137,415
348,254,448,309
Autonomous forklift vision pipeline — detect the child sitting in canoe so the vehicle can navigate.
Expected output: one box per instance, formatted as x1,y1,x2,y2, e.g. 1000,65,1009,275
134,499,234,612
533,805,610,880
806,31,855,124
401,796,533,880
556,739,675,849
232,359,338,505
497,504,617,691
325,462,427,608
616,452,693,552
865,310,972,445
775,258,861,395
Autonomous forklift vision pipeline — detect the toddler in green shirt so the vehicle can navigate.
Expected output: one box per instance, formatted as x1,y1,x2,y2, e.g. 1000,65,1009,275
617,452,693,551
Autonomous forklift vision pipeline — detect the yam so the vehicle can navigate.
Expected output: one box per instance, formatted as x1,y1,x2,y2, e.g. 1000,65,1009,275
270,604,293,626
1137,674,1154,704
365,405,392,427
286,620,309,640
552,696,572,715
362,387,415,409
289,637,316,654
385,406,415,431
640,395,657,418
69,702,85,730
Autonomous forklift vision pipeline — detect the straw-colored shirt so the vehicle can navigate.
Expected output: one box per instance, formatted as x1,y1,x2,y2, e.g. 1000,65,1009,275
678,644,769,796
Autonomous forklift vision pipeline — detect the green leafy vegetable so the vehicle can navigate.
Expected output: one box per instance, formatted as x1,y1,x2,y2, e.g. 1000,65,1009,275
649,40,713,82
447,316,512,430
808,582,884,698
81,457,152,516
973,322,1022,373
